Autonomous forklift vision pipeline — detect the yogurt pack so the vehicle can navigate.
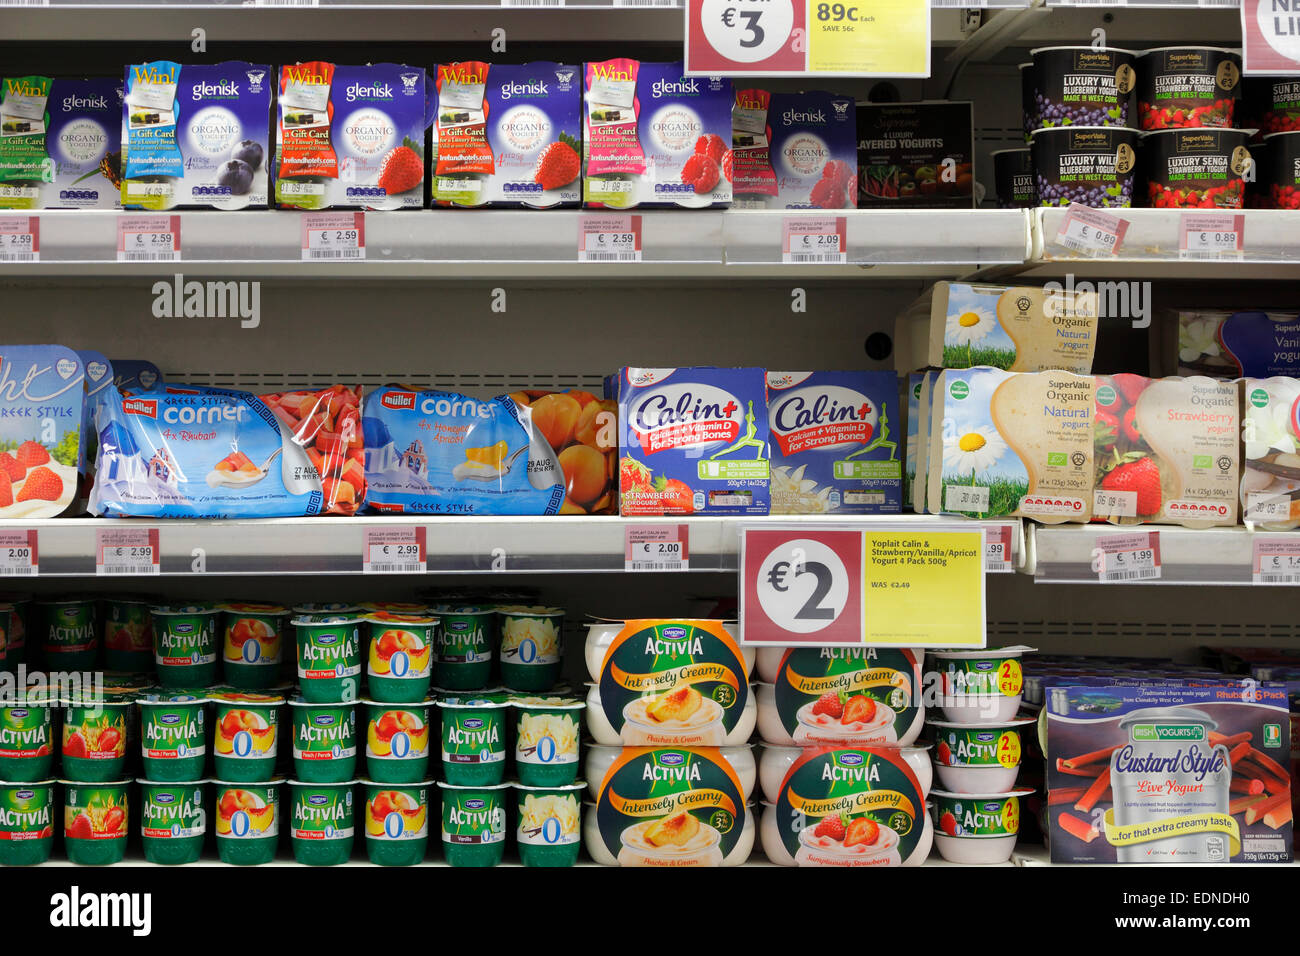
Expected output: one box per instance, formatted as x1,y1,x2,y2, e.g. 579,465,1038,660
766,371,901,514
1241,376,1300,528
432,61,581,208
583,59,732,209
613,367,770,515
0,76,121,210
0,345,84,519
904,374,923,510
361,386,565,515
732,90,856,209
275,62,433,211
121,61,273,210
1172,309,1300,378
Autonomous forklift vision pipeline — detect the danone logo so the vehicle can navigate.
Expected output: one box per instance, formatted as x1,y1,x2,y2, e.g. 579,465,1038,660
309,794,328,806
466,798,485,810
313,715,335,726
155,793,176,805
161,714,180,725
660,752,686,766
771,386,876,456
630,384,744,454
838,752,865,766
465,718,484,729
316,634,339,646
663,626,686,640
382,391,416,410
450,622,469,632
123,398,158,417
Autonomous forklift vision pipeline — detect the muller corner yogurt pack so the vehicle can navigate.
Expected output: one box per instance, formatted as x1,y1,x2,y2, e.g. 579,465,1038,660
275,62,433,211
583,60,732,209
433,61,582,208
766,371,901,514
121,61,272,210
614,367,769,515
732,89,857,210
0,345,83,519
1,76,122,210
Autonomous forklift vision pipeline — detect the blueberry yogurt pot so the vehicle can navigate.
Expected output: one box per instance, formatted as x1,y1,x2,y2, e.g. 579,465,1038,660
1031,46,1138,129
1032,126,1137,207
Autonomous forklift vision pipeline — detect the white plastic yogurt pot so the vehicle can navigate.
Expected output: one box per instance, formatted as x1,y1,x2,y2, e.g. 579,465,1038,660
583,801,755,867
929,717,1034,794
755,645,923,685
584,619,752,683
758,744,932,803
930,646,1034,724
754,682,924,747
584,744,755,802
584,682,757,747
760,802,934,867
930,787,1033,864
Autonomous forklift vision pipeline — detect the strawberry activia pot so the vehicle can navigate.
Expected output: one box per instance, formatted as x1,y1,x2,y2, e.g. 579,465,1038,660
931,787,1034,863
930,718,1035,793
930,646,1035,724
0,701,54,781
103,598,153,672
0,780,56,865
62,778,129,865
362,779,432,866
61,697,130,782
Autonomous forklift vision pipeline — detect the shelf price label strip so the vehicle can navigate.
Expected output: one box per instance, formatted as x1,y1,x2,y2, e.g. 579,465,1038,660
984,521,1015,573
302,211,365,261
0,216,38,263
363,526,427,574
117,215,180,263
1093,530,1161,583
625,523,690,571
1179,212,1245,259
782,214,846,263
1055,203,1128,257
0,530,37,577
96,527,160,576
578,213,642,262
1253,537,1300,585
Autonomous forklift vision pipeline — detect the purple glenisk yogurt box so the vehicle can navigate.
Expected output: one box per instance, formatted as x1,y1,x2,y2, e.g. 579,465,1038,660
121,61,273,210
766,371,901,514
433,61,581,208
583,60,732,209
733,90,857,209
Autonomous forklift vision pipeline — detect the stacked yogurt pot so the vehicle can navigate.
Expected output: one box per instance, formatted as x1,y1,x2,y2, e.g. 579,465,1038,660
754,645,934,866
926,645,1036,864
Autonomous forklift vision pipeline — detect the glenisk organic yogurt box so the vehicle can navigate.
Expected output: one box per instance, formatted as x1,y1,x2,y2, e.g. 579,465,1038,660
733,90,856,209
0,345,83,519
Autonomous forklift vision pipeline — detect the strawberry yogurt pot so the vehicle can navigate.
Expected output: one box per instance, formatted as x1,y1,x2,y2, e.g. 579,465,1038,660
1137,47,1241,131
930,718,1034,793
931,646,1034,724
0,780,55,865
758,743,932,803
931,787,1033,863
62,778,129,865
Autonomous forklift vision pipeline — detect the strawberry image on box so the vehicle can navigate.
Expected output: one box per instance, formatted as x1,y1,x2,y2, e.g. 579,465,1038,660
732,90,857,210
613,367,769,515
0,345,83,519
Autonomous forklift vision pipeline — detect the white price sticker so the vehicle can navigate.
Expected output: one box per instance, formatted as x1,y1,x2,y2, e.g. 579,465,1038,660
1055,203,1128,257
302,212,365,260
117,215,181,262
945,485,990,514
1246,492,1294,522
1093,489,1138,518
579,214,642,262
0,216,38,262
626,524,690,571
984,523,1014,573
363,526,426,574
96,528,160,576
1093,531,1160,583
1179,212,1244,259
783,215,847,264
0,530,37,576
1254,538,1300,584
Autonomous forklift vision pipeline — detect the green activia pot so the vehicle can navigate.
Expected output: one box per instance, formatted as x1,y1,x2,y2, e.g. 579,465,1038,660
212,693,282,782
214,779,281,865
138,693,207,782
437,695,508,786
0,780,55,865
292,615,362,703
289,779,355,866
497,607,565,692
290,701,357,783
61,699,130,782
151,604,221,688
511,696,584,787
514,782,585,867
364,613,438,703
138,779,206,865
38,598,98,672
438,781,508,867
362,699,432,784
362,779,432,866
222,604,290,690
62,778,129,865
434,607,495,691
0,702,55,781
0,594,32,672
103,599,154,673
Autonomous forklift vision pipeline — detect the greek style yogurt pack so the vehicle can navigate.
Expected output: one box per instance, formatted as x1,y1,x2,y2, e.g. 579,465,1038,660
733,90,857,209
361,386,565,515
1,76,122,210
766,371,901,514
121,61,273,210
112,359,162,394
275,62,434,211
583,59,732,209
432,61,582,208
0,345,84,519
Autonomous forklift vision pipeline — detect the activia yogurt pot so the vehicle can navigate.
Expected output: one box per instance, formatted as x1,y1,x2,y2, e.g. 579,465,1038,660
515,782,585,867
62,778,129,865
993,148,1037,208
138,779,206,865
758,744,933,803
103,598,153,672
512,696,584,787
364,612,437,703
151,604,221,687
211,691,282,782
439,780,508,867
289,779,356,866
434,606,496,691
584,619,753,682
931,646,1034,724
438,694,509,786
362,779,431,866
362,698,432,784
290,700,357,783
293,614,363,703
221,603,289,689
0,701,54,780
1031,125,1136,207
761,800,934,867
37,597,98,671
1141,127,1252,208
930,718,1034,793
585,682,755,748
0,780,55,865
137,692,207,781
214,779,281,865
1137,47,1241,131
931,786,1033,864
61,697,130,782
585,743,756,803
1030,46,1137,129
497,606,564,691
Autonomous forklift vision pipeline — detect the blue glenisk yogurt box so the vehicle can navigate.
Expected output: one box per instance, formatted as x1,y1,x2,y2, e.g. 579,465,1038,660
0,76,121,209
121,60,273,210
734,90,857,210
0,345,84,519
767,371,901,514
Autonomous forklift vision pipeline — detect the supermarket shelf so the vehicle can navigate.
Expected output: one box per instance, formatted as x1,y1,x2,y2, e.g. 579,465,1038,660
1028,524,1270,584
0,514,1021,576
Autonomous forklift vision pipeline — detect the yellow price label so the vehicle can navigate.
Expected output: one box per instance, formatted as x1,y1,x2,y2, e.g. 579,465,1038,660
997,731,1021,769
997,659,1023,696
1001,796,1020,834
806,0,930,76
861,530,985,647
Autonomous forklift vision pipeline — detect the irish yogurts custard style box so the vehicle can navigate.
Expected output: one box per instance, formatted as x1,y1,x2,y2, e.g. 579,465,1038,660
612,367,769,515
432,61,582,208
766,371,901,514
583,60,732,209
732,90,857,209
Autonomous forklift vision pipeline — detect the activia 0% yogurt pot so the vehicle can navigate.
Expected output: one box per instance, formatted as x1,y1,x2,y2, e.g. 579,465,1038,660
293,614,363,703
151,603,221,687
214,779,281,865
364,612,437,703
497,606,564,691
221,603,290,689
512,695,584,787
515,781,584,867
290,699,357,783
211,690,282,782
362,698,433,783
362,779,431,866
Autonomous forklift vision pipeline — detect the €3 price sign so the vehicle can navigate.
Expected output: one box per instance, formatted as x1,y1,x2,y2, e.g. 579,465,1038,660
739,524,986,648
686,0,931,77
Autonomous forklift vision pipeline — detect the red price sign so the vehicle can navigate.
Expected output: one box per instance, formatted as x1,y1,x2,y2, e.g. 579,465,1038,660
741,527,862,645
0,530,37,577
1243,0,1300,73
686,0,806,74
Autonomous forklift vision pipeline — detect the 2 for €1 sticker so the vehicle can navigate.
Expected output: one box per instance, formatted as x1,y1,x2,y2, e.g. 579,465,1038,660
997,659,1023,697
997,732,1022,770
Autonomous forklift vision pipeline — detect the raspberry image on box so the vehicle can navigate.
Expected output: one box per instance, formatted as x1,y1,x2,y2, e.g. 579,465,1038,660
733,90,856,210
0,345,83,518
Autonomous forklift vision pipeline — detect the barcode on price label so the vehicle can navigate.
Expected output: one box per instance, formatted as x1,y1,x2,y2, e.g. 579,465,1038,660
0,216,38,262
1253,539,1300,584
1179,212,1244,259
117,215,181,262
1094,531,1160,582
1055,203,1128,257
579,214,642,262
363,526,426,574
626,524,689,571
0,530,37,576
303,212,365,261
97,528,160,576
783,215,847,264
